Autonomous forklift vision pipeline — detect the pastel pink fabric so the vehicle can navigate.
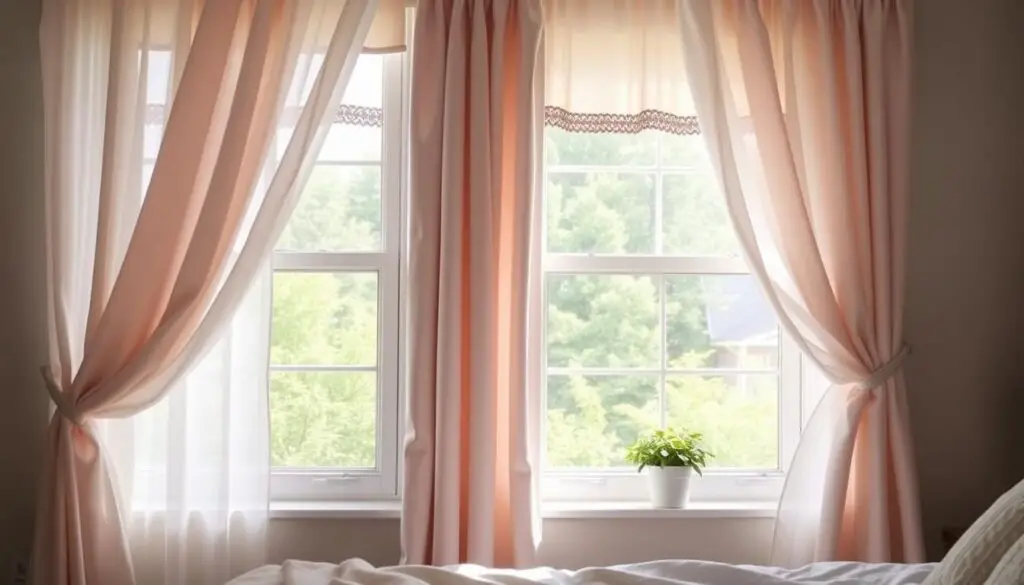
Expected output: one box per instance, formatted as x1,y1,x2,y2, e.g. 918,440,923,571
402,0,544,568
34,0,378,582
678,0,924,566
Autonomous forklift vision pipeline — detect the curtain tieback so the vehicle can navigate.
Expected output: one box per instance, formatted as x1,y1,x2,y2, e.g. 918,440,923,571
40,366,83,425
850,344,911,391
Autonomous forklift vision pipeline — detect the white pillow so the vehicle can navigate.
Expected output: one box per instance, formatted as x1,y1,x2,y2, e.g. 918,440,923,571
924,477,1024,585
984,534,1024,585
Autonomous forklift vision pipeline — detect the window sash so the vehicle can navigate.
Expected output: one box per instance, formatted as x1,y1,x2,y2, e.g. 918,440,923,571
269,51,407,502
541,320,801,503
540,142,801,503
268,50,800,503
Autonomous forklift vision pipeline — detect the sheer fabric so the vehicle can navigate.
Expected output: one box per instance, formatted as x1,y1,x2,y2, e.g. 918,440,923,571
403,0,544,568
543,0,697,134
35,0,382,583
678,0,924,566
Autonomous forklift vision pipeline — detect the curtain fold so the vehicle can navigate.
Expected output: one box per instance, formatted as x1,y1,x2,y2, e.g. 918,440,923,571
678,0,923,566
402,0,544,568
35,0,379,583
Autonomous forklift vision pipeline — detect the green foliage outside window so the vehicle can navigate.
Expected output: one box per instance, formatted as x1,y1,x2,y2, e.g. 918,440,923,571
269,127,780,473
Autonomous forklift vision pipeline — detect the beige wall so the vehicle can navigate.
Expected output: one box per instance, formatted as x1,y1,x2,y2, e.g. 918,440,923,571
0,0,49,576
2,0,1023,574
905,0,1024,558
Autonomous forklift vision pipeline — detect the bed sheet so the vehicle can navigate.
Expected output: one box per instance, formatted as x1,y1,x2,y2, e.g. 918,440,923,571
227,558,937,585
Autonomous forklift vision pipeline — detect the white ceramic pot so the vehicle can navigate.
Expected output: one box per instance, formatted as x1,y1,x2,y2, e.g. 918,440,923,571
646,466,693,509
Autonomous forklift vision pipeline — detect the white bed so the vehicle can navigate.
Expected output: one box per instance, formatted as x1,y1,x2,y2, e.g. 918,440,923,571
227,558,936,585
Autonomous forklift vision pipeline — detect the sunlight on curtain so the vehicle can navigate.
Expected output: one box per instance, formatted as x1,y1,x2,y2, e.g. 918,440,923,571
677,0,922,566
39,0,404,583
543,0,697,134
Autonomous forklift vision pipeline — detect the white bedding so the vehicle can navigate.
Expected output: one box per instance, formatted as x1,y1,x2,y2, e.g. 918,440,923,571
227,559,936,585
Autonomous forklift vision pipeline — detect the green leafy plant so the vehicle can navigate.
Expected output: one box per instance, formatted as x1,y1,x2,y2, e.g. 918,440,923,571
625,428,714,475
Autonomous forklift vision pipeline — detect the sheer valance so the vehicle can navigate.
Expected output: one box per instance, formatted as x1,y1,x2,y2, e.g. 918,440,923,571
149,103,384,127
85,0,406,54
140,0,717,134
365,0,407,53
136,0,403,132
542,0,699,134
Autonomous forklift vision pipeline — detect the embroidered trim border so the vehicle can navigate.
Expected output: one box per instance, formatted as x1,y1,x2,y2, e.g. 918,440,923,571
145,103,383,127
544,106,700,136
146,104,699,135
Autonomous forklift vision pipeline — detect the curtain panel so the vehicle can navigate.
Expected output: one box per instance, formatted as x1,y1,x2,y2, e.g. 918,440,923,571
678,0,923,565
34,0,389,583
537,0,924,566
403,0,544,568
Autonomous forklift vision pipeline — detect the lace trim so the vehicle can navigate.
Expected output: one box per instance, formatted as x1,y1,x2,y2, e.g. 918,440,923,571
544,107,700,135
333,104,382,127
146,104,697,135
145,103,383,127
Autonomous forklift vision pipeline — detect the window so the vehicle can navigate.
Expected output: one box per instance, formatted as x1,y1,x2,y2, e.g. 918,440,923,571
540,128,800,503
265,54,798,505
269,52,407,501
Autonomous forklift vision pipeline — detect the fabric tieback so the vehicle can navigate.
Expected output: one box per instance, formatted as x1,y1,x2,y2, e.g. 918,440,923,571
850,344,911,391
40,366,83,425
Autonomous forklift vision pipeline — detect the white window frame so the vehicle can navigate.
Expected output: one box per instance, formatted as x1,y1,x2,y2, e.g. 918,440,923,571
539,137,802,505
269,51,408,502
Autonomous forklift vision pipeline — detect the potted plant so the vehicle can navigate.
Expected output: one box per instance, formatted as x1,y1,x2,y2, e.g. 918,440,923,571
625,428,713,509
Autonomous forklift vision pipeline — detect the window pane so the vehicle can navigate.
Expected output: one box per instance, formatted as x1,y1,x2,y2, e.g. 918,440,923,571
341,55,384,107
144,125,162,159
277,123,382,163
666,275,778,370
545,128,657,166
546,374,658,468
144,50,171,105
287,54,383,108
547,274,660,368
665,374,778,469
662,173,740,257
660,133,712,169
142,163,154,197
270,371,377,468
271,272,378,365
276,165,382,252
546,172,655,254
321,124,383,162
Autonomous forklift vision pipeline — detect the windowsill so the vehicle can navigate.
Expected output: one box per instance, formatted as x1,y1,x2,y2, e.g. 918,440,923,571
269,500,776,520
543,500,777,519
270,500,402,519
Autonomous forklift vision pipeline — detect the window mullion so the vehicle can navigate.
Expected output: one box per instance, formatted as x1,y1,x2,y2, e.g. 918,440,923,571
538,128,795,505
273,252,388,271
654,135,664,256
378,51,406,497
270,364,377,373
544,254,749,275
658,273,667,429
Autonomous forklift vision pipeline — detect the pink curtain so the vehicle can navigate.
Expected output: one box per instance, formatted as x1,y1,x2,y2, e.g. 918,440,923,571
678,0,924,566
35,0,378,582
402,0,544,568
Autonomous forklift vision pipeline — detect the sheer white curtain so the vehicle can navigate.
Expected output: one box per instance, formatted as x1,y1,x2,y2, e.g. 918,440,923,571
99,274,274,584
35,1,404,583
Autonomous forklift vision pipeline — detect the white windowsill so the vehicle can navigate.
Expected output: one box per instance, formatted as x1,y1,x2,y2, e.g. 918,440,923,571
269,500,777,520
270,500,403,519
543,500,777,519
